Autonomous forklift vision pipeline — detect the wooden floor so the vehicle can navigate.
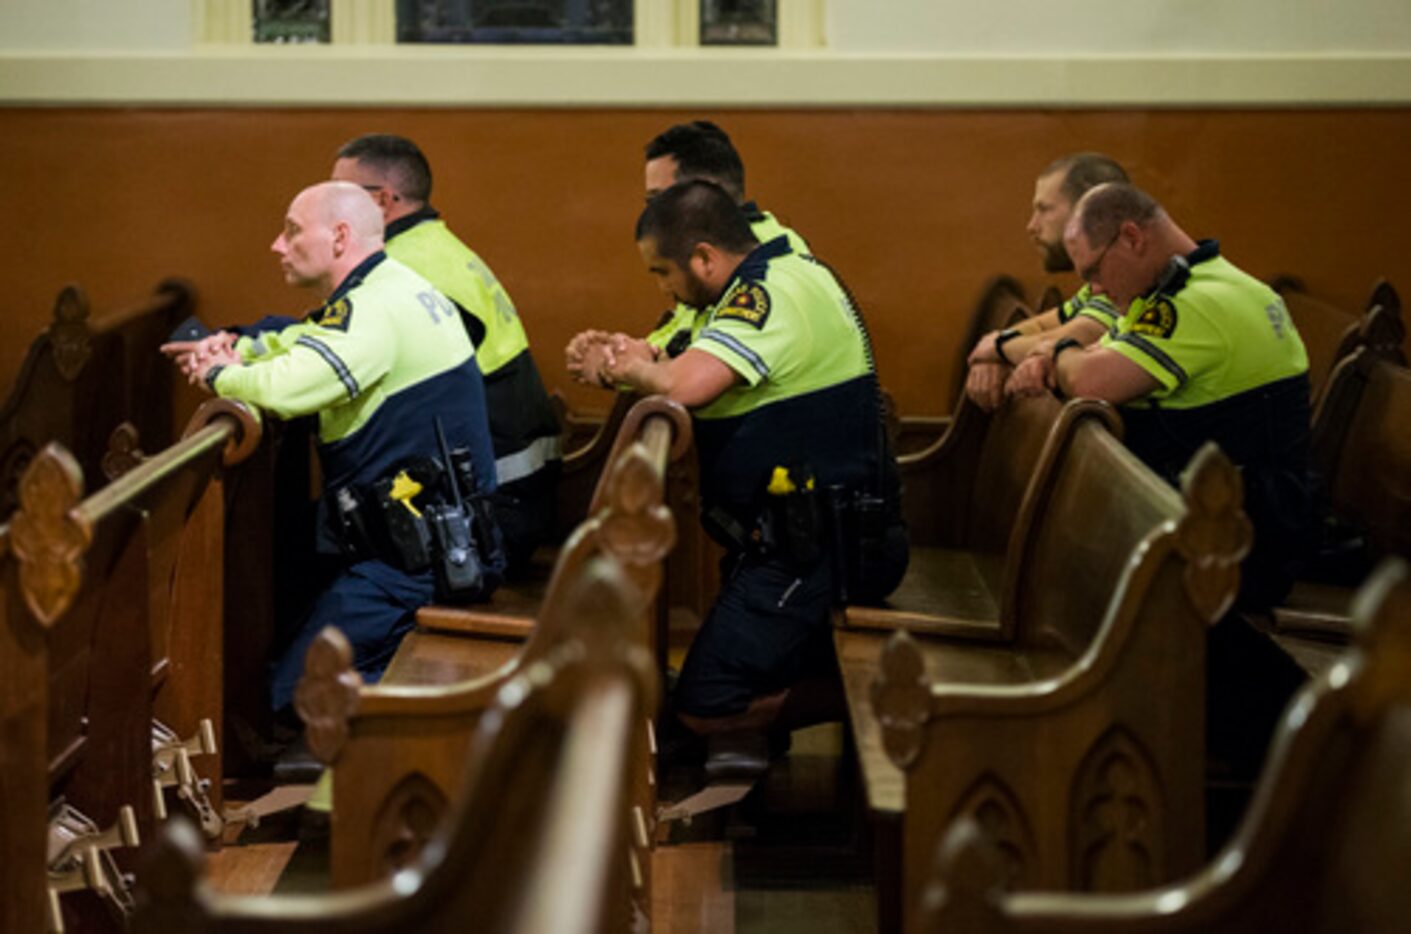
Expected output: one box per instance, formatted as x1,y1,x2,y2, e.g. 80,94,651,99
205,723,879,933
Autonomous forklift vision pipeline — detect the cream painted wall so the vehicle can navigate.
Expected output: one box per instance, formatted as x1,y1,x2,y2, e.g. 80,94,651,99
1,0,1409,104
0,0,190,51
3,0,1410,55
826,0,1411,54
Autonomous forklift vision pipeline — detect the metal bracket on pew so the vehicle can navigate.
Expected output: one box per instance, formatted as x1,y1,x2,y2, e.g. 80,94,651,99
152,718,223,839
46,802,140,932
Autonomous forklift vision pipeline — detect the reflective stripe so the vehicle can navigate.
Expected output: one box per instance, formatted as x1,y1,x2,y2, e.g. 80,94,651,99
1116,333,1189,386
495,433,562,486
700,328,770,379
296,335,360,400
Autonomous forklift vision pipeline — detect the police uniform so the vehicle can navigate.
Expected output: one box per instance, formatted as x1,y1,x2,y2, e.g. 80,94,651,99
211,251,498,711
1056,282,1120,333
384,207,562,572
645,204,811,358
673,235,907,719
1100,239,1316,608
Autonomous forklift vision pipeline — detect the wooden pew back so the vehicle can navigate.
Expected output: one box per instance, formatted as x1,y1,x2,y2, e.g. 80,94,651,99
967,393,1065,555
906,288,1045,550
1313,354,1411,557
1274,276,1359,400
298,398,687,889
1005,404,1185,654
137,554,659,934
921,558,1411,934
1,403,257,931
0,281,189,517
875,411,1251,925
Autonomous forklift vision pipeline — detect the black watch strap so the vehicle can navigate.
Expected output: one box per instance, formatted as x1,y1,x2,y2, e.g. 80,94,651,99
1052,337,1082,362
993,328,1022,365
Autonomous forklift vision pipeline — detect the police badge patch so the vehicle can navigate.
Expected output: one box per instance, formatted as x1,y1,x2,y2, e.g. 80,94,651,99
317,297,354,331
1131,298,1177,339
715,283,771,329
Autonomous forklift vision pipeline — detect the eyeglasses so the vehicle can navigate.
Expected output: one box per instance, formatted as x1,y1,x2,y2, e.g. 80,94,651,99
358,183,400,202
1078,231,1121,283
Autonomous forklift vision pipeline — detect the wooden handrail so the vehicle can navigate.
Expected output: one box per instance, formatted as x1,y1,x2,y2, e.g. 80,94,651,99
512,678,634,934
77,400,260,526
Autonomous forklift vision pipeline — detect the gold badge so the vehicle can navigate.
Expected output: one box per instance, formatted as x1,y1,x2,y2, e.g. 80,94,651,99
318,297,353,331
715,283,771,329
1131,298,1177,339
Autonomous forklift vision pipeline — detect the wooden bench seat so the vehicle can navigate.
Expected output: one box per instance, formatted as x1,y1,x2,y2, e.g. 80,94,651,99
136,554,658,934
846,548,1006,635
861,392,1064,640
839,400,1252,933
294,397,689,896
920,557,1411,933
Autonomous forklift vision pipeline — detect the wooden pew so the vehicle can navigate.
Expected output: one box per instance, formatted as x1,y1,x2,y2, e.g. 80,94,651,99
296,397,688,893
853,391,1063,638
135,553,660,934
551,390,636,541
0,280,190,518
1272,276,1406,406
920,557,1411,934
110,402,263,837
850,407,1250,932
1269,353,1411,651
1,401,258,932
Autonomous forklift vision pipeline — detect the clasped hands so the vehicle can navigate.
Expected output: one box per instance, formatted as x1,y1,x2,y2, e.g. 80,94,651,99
963,330,1060,412
564,330,657,388
159,332,241,391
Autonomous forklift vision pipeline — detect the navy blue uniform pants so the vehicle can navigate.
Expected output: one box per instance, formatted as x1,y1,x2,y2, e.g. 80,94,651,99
269,558,435,713
674,552,837,720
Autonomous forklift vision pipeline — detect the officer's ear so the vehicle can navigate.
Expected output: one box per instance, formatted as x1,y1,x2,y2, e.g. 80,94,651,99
330,219,352,257
687,241,717,278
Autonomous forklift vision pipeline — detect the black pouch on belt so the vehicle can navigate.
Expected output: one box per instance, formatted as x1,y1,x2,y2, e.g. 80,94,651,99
760,464,824,570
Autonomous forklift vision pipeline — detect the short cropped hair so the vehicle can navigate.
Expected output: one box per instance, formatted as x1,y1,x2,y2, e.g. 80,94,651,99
1043,152,1129,206
1074,183,1162,247
336,134,433,204
644,121,746,202
635,180,759,265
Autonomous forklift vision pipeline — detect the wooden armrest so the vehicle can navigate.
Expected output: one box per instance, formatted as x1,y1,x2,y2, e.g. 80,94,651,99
415,606,535,641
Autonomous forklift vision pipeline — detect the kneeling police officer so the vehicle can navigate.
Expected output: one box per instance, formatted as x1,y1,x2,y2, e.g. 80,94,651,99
166,180,503,719
603,180,908,753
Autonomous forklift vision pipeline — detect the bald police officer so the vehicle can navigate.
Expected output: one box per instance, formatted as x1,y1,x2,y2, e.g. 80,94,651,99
168,181,499,714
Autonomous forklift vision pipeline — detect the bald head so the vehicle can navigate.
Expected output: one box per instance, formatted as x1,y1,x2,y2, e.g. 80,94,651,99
300,181,385,246
272,181,385,296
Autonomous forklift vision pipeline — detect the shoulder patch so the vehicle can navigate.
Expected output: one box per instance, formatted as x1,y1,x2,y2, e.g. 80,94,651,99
1130,298,1178,339
715,283,771,330
316,297,354,332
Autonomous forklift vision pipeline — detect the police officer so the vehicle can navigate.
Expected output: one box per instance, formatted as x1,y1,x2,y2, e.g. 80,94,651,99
566,121,811,385
1053,182,1316,610
603,180,908,744
965,153,1129,410
332,134,562,575
167,181,498,714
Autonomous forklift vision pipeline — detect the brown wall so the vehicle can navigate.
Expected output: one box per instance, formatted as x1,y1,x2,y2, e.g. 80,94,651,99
3,107,1409,417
